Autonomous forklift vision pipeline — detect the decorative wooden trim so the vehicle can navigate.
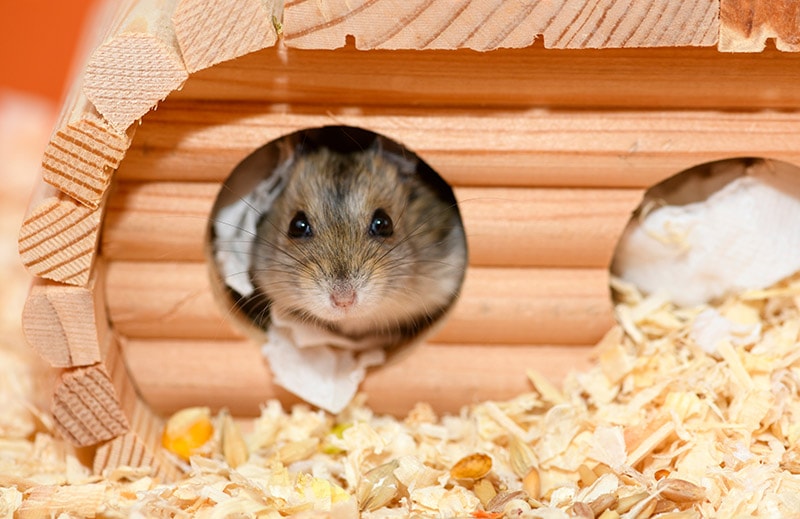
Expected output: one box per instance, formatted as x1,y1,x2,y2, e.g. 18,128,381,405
51,364,130,447
172,0,279,73
41,100,131,210
21,264,107,368
83,0,189,132
18,185,102,287
282,0,718,50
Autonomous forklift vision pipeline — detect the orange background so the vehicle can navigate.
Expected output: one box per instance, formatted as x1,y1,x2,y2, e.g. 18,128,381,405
0,0,101,102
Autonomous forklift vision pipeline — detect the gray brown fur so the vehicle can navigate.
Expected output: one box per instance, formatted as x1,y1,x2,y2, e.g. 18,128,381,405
250,145,467,350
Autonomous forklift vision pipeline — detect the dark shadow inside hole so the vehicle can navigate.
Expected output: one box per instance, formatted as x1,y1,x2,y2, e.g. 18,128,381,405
611,157,800,307
207,126,468,358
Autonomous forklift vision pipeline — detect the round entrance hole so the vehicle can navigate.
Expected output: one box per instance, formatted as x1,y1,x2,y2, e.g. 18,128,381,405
611,157,800,307
206,126,468,412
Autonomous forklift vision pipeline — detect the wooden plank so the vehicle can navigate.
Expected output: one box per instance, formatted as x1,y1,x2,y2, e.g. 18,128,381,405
18,183,103,287
114,102,800,188
173,45,800,111
101,181,643,268
21,264,107,368
720,0,800,52
282,0,717,50
105,260,245,341
437,267,615,345
104,261,614,345
457,187,642,267
101,181,216,261
84,0,188,132
122,338,595,416
121,338,279,416
172,0,279,73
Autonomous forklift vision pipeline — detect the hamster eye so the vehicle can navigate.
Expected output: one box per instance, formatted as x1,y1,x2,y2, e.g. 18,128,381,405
369,209,393,238
288,211,313,238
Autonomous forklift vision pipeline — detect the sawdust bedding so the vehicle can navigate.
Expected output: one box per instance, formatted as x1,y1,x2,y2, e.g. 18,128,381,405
3,273,800,518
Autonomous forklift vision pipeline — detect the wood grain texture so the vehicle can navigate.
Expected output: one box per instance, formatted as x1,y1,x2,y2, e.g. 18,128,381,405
101,181,216,261
122,338,595,416
720,0,800,51
18,186,102,287
41,110,130,209
51,364,130,447
21,266,107,368
104,261,614,345
94,432,156,476
173,45,800,111
94,430,182,482
114,102,800,188
282,0,718,50
172,0,279,73
84,0,188,132
121,338,280,416
92,337,182,481
34,0,134,209
105,260,243,341
100,181,643,268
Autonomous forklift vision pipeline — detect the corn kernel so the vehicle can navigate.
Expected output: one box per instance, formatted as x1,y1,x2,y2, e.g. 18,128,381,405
161,407,214,460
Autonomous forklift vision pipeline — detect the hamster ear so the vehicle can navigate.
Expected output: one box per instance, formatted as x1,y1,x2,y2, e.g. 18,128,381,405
370,137,418,177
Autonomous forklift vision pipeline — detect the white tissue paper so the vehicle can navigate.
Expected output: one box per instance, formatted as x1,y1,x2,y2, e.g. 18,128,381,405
613,161,800,307
690,308,761,355
213,172,388,414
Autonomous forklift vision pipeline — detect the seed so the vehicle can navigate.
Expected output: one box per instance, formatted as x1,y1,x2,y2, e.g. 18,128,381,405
221,413,248,468
571,501,594,518
509,436,537,479
616,491,648,514
358,460,401,511
473,478,497,507
578,464,599,487
486,490,526,513
522,467,541,500
654,469,670,480
657,478,705,504
161,407,213,461
277,438,318,464
450,453,493,480
589,492,618,516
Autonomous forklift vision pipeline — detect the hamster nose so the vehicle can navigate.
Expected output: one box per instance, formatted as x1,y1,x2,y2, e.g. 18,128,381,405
330,285,357,309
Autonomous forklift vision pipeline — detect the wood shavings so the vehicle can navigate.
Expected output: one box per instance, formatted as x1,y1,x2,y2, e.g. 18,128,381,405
3,274,800,517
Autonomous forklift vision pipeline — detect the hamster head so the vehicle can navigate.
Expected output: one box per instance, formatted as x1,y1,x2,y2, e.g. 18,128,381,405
251,144,466,342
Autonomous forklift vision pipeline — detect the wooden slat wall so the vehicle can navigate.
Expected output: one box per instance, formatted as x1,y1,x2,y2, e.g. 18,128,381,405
102,182,643,266
123,339,595,416
173,45,800,111
103,80,800,414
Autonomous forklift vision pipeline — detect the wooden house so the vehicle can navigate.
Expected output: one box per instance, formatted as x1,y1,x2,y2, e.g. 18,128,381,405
18,0,800,477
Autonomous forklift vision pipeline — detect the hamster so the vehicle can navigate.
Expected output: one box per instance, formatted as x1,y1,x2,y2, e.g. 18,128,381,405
249,141,467,351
